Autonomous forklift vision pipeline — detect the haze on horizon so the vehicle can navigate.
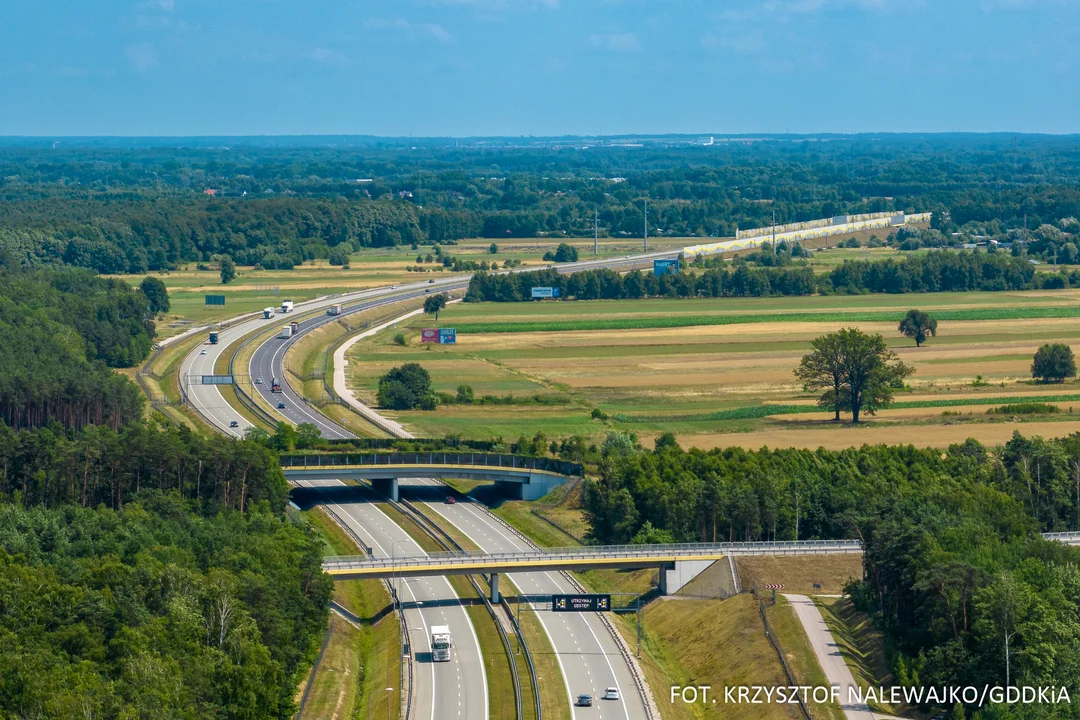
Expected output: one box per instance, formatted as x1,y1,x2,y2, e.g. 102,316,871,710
1,0,1077,137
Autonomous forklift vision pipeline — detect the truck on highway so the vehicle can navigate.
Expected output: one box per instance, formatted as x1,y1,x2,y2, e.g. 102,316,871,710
279,326,292,339
281,300,294,313
208,332,219,344
263,307,275,319
271,377,282,393
290,321,300,334
328,303,342,316
430,625,452,662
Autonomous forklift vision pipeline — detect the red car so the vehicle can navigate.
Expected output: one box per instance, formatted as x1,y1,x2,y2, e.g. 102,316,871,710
445,496,456,505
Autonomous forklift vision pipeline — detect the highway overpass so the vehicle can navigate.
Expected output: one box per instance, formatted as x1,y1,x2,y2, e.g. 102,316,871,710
282,452,582,500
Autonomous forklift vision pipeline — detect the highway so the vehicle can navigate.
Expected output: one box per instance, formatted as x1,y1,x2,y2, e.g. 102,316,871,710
297,479,489,720
178,275,467,437
405,479,647,720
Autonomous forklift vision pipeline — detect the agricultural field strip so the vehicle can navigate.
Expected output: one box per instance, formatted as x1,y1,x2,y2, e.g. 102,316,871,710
450,305,1080,334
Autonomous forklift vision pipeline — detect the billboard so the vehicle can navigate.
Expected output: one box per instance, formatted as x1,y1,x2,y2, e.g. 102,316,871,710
653,258,680,276
204,294,226,306
531,286,561,299
438,328,457,344
552,594,611,612
421,328,439,343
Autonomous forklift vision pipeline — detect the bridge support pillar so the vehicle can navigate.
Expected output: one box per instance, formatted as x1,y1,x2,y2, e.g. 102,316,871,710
490,573,500,604
370,477,399,502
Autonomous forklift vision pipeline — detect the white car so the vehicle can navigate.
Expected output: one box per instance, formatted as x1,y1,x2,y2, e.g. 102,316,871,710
602,688,619,701
199,349,207,355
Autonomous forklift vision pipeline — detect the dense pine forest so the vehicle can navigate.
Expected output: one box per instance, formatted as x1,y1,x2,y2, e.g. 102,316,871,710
583,432,1080,718
0,264,329,717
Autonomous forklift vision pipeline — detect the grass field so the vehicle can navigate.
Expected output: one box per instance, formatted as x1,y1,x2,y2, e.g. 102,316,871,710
343,286,1080,449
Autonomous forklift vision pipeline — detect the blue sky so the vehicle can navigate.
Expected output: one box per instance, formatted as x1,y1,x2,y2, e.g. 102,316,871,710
1,0,1078,136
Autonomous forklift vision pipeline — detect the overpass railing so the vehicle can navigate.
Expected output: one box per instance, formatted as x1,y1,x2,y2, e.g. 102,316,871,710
323,539,863,571
281,452,584,477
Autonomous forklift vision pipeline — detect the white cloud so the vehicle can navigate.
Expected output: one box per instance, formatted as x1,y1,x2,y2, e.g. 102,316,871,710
588,32,641,53
365,18,454,43
125,42,158,72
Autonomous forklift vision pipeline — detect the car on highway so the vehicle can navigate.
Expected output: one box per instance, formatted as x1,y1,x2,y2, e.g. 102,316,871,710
603,687,619,701
576,695,593,707
254,378,262,384
428,278,435,283
445,496,456,505
229,421,239,428
277,402,286,409
424,289,430,293
199,349,207,355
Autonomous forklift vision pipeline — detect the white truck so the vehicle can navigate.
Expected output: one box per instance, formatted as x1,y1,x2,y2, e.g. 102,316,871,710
430,625,452,662
263,307,275,319
281,300,294,313
327,303,342,316
279,326,293,339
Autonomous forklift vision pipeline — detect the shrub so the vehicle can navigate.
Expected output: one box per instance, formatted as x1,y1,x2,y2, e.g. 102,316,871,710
987,403,1060,415
392,333,407,346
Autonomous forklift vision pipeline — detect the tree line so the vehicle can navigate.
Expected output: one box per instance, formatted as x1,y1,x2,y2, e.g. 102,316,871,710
582,431,1080,716
463,250,1042,303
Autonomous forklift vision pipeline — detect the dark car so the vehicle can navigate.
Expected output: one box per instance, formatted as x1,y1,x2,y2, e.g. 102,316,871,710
428,278,435,283
277,402,286,409
576,695,593,707
229,420,239,428
445,496,456,505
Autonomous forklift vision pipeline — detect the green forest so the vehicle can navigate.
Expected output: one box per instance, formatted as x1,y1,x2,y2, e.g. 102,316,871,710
582,432,1080,718
0,263,330,717
4,134,1080,272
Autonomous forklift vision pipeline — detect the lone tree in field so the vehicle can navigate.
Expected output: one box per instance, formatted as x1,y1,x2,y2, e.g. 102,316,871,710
898,309,938,347
796,328,914,423
219,255,236,284
1032,343,1077,383
423,293,448,320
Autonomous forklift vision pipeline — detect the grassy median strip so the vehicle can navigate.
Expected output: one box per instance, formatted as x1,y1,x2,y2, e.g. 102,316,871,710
764,598,845,720
379,500,520,720
306,507,402,720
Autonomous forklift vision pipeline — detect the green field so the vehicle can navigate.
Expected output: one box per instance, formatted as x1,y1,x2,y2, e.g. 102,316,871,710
343,287,1080,449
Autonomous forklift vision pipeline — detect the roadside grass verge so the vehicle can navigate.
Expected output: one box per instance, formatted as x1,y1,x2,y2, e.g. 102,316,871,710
301,614,361,719
451,305,1080,335
305,507,401,720
735,555,863,596
812,597,905,718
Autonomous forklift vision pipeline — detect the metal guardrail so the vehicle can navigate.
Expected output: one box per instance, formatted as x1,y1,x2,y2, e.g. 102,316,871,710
324,539,863,569
281,451,584,478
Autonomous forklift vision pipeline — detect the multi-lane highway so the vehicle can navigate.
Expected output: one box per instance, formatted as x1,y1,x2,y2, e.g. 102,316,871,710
405,479,648,720
297,479,489,720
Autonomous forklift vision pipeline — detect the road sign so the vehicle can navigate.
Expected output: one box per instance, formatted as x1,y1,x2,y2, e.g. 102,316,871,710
421,328,439,343
653,258,680,276
200,375,234,385
530,286,561,299
438,328,457,344
205,294,226,306
552,594,611,612
764,583,785,590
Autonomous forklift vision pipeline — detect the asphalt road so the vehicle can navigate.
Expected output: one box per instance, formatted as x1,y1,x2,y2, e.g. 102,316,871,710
298,479,489,720
405,479,648,720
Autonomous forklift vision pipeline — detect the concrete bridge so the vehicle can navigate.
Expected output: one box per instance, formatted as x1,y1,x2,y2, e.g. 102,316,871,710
322,539,863,599
281,452,582,500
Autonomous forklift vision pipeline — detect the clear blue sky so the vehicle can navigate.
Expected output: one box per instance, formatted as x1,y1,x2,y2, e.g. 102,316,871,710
1,0,1077,136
